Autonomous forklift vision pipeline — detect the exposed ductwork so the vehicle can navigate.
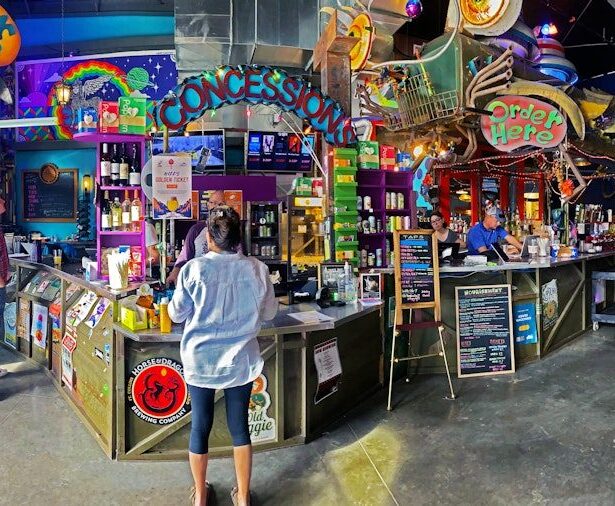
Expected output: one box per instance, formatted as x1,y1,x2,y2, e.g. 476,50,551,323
174,0,411,80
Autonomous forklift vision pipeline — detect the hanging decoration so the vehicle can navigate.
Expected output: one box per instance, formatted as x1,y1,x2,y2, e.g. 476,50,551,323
448,0,523,36
0,6,21,67
405,0,423,20
532,28,578,84
155,65,356,146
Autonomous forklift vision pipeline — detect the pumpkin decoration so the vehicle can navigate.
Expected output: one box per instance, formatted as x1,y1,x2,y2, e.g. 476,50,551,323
0,7,21,67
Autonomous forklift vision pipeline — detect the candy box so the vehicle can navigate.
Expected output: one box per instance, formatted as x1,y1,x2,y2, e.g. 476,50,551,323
357,141,379,169
99,101,119,133
118,97,146,134
76,107,98,133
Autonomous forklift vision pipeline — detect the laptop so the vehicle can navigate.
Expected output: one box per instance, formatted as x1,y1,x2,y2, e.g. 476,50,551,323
492,242,527,264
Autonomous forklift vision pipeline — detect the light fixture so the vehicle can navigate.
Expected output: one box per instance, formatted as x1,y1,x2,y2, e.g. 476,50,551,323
540,23,558,37
459,194,472,202
184,129,190,137
0,117,58,129
572,156,591,166
82,174,92,193
412,145,424,157
53,0,71,106
455,189,468,195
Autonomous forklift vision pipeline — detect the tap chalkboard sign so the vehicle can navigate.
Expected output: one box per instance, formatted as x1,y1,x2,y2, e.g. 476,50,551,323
393,230,438,309
23,169,78,222
455,284,515,378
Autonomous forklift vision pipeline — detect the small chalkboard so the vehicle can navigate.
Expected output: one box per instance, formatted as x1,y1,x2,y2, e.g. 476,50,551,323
394,230,438,309
456,285,515,378
23,169,78,222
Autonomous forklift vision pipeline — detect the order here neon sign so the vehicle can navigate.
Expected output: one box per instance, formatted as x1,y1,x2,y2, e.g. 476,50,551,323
155,65,356,146
480,95,567,152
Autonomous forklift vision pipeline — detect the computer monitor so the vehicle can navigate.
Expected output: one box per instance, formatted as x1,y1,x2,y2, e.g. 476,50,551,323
151,130,225,172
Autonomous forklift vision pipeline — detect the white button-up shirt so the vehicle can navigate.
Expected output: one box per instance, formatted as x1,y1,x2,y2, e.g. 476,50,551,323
168,251,278,389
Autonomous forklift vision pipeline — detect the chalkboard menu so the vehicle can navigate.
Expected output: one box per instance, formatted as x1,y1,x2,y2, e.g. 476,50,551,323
23,169,77,221
396,232,436,306
456,285,515,378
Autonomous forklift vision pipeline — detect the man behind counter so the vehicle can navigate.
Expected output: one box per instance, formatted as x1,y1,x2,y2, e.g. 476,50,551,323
166,190,227,285
467,207,523,255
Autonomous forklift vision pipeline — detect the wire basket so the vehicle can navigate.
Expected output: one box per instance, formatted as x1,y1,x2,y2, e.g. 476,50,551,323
383,71,459,131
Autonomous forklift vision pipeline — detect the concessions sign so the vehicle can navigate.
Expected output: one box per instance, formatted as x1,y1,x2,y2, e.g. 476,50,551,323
127,358,191,425
481,95,566,152
156,65,356,146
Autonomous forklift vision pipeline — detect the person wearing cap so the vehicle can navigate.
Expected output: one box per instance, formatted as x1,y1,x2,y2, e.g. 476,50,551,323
466,207,523,255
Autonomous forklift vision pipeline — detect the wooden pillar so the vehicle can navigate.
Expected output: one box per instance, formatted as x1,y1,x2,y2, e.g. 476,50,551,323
313,11,359,259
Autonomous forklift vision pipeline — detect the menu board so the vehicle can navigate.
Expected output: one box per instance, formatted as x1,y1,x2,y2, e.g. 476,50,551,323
246,131,315,172
397,232,436,305
23,169,77,221
456,285,515,378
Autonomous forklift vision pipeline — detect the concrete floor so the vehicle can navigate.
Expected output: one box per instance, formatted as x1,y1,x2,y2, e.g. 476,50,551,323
1,327,615,506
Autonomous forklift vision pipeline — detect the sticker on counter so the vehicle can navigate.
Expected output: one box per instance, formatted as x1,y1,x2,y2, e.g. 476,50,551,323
541,279,559,330
68,291,99,326
61,325,77,390
313,337,343,405
513,302,538,345
249,374,276,443
127,358,191,425
3,302,17,350
30,302,48,350
84,298,111,329
94,347,104,361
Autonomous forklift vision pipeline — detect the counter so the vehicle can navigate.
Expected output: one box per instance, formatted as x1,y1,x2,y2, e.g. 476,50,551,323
4,257,383,460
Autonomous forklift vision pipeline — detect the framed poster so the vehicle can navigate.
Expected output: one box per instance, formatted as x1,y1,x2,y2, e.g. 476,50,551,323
151,154,193,219
318,262,346,296
456,285,515,378
360,273,382,303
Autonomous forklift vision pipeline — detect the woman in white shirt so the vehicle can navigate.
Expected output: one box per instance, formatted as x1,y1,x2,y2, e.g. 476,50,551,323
169,206,277,506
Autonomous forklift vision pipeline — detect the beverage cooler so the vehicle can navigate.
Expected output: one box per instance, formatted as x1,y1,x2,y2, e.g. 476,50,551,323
246,201,283,260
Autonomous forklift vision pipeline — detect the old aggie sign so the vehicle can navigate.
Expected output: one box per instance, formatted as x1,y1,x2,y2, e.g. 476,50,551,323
480,95,567,152
156,65,356,146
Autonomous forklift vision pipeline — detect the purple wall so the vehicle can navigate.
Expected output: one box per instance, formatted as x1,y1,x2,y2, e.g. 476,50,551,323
192,175,278,202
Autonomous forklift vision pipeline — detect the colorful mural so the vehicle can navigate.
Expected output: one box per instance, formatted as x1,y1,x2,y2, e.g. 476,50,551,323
16,51,177,141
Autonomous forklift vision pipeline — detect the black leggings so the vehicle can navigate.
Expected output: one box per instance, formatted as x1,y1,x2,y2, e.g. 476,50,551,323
188,382,253,454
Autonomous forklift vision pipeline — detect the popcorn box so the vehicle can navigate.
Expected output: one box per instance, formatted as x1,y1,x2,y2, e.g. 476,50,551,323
77,107,98,133
380,145,396,171
357,141,379,169
99,101,119,133
118,97,147,134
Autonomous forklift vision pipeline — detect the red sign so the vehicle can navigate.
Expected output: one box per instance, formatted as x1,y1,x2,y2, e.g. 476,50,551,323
480,96,567,152
127,358,190,425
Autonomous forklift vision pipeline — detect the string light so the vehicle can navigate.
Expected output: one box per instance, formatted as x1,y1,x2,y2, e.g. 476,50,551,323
413,145,424,157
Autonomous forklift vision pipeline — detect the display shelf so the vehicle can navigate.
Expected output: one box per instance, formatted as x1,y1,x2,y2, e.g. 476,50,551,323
99,231,142,236
99,185,142,192
386,185,411,190
358,232,386,237
334,227,358,233
73,132,145,144
384,209,411,214
359,208,384,213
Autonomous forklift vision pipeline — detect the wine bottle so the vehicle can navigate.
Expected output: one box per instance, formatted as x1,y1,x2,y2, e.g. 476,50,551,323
111,197,122,230
121,190,131,231
129,144,141,186
119,144,129,187
131,190,142,232
100,143,111,186
111,144,120,186
101,191,111,231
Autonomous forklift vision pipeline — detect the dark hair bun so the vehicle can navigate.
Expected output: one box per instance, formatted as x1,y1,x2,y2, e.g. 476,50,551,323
207,206,241,252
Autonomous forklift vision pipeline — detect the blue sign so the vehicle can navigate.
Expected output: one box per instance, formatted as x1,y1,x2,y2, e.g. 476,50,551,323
513,303,538,345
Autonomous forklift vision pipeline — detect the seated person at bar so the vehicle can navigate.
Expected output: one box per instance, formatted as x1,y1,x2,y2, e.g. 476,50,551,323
430,211,466,248
166,190,226,285
467,207,523,255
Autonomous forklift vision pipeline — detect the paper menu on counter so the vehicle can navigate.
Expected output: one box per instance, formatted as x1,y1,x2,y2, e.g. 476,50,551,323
288,311,334,324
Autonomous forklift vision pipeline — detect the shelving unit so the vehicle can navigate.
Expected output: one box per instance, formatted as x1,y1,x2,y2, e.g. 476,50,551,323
246,201,283,260
75,133,147,281
356,169,417,269
333,148,359,266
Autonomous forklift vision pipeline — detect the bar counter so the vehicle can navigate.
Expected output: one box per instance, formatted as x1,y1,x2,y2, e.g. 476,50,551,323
6,257,383,460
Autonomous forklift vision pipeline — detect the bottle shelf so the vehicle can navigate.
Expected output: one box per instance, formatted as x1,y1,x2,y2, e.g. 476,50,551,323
99,186,142,191
100,230,142,236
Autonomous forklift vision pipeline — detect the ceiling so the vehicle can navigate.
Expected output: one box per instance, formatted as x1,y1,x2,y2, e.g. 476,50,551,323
398,0,615,82
3,0,174,16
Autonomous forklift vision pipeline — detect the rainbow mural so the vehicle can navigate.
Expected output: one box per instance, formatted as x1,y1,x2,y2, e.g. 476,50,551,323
17,52,177,141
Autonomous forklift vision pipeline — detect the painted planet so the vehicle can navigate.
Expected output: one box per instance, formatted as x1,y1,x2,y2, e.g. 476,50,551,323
126,67,153,91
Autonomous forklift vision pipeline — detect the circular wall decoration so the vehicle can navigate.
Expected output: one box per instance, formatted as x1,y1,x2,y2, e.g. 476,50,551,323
40,163,60,184
460,0,507,26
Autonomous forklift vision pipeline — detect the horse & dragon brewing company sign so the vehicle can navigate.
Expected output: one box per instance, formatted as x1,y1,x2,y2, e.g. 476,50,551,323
127,358,191,425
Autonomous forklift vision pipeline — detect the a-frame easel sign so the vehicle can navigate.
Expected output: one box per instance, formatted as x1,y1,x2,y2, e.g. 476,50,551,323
387,230,456,410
